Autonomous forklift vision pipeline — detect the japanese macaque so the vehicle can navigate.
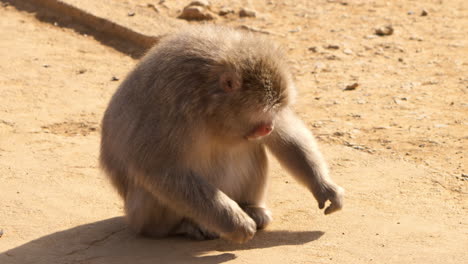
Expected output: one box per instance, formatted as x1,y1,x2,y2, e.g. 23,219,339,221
100,25,344,243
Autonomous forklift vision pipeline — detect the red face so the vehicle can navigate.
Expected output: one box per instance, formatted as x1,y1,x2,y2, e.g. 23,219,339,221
207,60,289,143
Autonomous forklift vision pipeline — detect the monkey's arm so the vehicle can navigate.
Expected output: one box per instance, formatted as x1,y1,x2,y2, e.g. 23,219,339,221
134,167,256,242
265,109,344,214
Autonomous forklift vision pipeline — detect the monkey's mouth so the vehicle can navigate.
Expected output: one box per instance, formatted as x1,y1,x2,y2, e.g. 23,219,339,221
245,122,274,140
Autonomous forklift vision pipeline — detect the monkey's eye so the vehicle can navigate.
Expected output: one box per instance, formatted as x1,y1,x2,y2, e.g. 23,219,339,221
274,95,287,106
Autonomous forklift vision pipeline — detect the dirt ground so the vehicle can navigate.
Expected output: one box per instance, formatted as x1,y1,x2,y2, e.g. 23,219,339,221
0,1,466,263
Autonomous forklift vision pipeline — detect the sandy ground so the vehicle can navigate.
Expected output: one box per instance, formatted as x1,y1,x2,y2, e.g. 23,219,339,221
0,1,467,263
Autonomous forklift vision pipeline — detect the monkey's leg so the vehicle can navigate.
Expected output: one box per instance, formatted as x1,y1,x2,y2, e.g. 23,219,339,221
130,169,256,243
265,109,344,215
124,185,184,238
238,146,272,230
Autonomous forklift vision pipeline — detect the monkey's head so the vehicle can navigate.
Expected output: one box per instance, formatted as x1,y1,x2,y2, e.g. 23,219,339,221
204,44,295,143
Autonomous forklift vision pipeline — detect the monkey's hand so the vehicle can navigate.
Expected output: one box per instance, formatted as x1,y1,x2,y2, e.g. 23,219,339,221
313,181,344,215
220,209,257,243
242,206,272,229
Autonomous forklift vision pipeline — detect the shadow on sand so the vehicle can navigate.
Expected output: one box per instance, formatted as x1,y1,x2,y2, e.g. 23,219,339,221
1,217,324,264
1,0,157,58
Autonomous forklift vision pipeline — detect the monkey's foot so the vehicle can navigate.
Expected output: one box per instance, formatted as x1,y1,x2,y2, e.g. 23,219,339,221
242,206,272,229
175,219,219,241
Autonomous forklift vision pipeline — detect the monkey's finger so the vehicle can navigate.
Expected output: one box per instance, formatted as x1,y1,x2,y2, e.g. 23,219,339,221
324,204,340,215
324,198,343,215
318,200,325,209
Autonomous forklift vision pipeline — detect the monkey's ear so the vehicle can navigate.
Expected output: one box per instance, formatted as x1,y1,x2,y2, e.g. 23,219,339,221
220,71,241,93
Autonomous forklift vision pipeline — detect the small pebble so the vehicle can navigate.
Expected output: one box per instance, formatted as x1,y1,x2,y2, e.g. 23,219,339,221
344,83,359,91
325,54,340,60
43,64,50,68
393,98,403,105
313,62,326,71
239,8,256,18
324,44,340,50
289,27,301,33
178,5,215,21
343,48,353,55
0,229,3,238
308,46,318,52
147,3,159,13
313,121,323,128
375,25,394,36
218,7,234,16
127,11,135,17
421,9,428,16
111,76,119,81
422,80,438,85
409,36,423,41
189,0,210,7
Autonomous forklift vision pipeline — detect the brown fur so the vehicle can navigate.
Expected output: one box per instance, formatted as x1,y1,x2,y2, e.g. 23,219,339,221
100,25,344,243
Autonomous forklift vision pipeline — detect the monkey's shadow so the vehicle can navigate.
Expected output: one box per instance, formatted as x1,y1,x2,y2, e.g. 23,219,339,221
2,217,324,264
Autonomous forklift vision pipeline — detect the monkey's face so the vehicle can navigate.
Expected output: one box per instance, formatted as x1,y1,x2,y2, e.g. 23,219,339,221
207,61,291,142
